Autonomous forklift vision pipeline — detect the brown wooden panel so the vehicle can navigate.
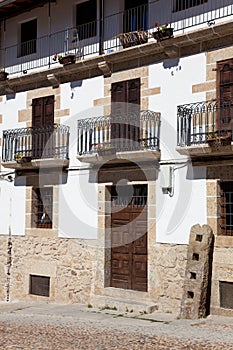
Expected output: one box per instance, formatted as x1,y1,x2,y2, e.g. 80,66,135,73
132,254,147,292
217,60,233,132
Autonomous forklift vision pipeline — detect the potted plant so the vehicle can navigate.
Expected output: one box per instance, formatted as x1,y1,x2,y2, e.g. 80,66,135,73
0,70,8,81
206,132,231,147
15,153,32,163
152,22,174,41
117,30,148,48
53,53,76,65
92,142,116,157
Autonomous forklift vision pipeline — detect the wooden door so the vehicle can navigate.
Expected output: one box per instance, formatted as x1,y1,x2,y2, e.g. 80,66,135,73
111,185,147,292
111,79,140,151
217,60,233,134
32,96,54,158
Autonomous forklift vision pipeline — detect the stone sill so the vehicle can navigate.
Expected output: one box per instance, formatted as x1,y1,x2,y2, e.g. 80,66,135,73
25,228,58,238
215,235,233,248
211,306,233,317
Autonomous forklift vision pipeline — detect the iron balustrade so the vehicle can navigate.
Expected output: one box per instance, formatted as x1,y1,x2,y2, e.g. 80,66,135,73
177,100,233,146
2,124,70,162
77,110,160,156
1,2,233,76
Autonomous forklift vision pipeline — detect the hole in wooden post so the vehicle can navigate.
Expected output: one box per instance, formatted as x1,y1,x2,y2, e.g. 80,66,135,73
192,253,199,261
187,291,194,299
190,272,196,279
196,234,203,242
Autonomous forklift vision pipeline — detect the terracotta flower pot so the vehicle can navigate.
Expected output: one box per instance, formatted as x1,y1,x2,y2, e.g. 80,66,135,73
0,71,8,81
59,54,76,65
98,148,116,157
152,28,174,41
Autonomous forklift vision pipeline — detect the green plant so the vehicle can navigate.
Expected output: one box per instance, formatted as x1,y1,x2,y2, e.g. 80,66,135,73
15,153,23,161
154,22,169,33
207,131,216,139
87,303,93,308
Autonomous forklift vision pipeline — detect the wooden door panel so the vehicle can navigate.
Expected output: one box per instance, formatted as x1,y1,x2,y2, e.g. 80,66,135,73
132,255,147,292
111,253,131,289
111,185,147,291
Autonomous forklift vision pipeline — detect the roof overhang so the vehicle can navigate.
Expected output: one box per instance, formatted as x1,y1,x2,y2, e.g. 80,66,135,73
0,0,56,20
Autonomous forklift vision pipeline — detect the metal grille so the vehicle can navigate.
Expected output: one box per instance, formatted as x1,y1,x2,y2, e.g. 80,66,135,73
174,0,208,12
2,124,70,163
177,100,233,147
33,187,53,229
111,185,147,208
219,281,233,309
29,275,50,297
220,183,233,236
77,110,160,155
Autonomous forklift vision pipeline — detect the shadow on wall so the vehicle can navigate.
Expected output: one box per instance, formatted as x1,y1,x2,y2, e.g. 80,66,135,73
14,169,68,186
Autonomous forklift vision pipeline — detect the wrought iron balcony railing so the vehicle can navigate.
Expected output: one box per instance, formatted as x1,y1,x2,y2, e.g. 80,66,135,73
2,124,70,163
77,110,160,156
1,1,233,76
177,100,233,147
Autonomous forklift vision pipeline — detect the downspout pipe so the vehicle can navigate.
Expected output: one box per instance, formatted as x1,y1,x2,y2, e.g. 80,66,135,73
99,0,104,55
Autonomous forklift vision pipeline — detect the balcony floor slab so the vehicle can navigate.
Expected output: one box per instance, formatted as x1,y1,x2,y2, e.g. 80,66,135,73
2,158,69,170
176,143,233,158
77,149,160,165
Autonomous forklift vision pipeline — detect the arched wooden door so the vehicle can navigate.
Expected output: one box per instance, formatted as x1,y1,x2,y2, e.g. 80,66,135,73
111,184,147,292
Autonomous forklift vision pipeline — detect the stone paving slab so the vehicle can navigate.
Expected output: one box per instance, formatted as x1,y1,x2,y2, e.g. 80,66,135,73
0,301,232,349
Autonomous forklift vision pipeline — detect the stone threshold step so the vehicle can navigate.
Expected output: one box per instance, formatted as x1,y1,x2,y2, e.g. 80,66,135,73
90,295,158,314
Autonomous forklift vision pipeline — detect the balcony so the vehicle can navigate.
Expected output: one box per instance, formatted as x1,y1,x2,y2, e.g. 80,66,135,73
77,110,160,165
2,124,70,170
1,1,233,79
176,100,233,159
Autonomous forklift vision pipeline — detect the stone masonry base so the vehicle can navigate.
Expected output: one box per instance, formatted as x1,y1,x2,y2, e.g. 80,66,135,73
0,235,188,315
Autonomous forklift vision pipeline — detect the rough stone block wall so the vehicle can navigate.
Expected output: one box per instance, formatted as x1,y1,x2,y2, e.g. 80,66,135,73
0,235,97,304
211,236,233,316
0,234,188,314
148,243,188,315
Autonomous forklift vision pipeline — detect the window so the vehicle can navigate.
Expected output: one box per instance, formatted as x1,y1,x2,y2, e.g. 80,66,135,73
124,0,148,32
19,19,37,56
32,187,53,229
32,96,54,158
219,281,233,309
30,275,50,297
76,0,97,40
220,182,233,236
174,0,207,12
111,78,140,149
32,96,54,128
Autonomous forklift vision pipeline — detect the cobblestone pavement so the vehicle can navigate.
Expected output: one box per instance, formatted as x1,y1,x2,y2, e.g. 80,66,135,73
0,303,233,349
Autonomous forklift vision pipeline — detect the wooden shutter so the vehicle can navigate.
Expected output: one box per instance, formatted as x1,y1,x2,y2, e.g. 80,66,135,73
32,96,54,158
32,96,54,127
111,79,140,148
217,60,233,132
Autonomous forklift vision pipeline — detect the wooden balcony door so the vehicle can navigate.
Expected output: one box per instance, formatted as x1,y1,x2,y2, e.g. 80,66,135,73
111,185,147,292
111,78,140,151
32,96,54,158
217,60,233,135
